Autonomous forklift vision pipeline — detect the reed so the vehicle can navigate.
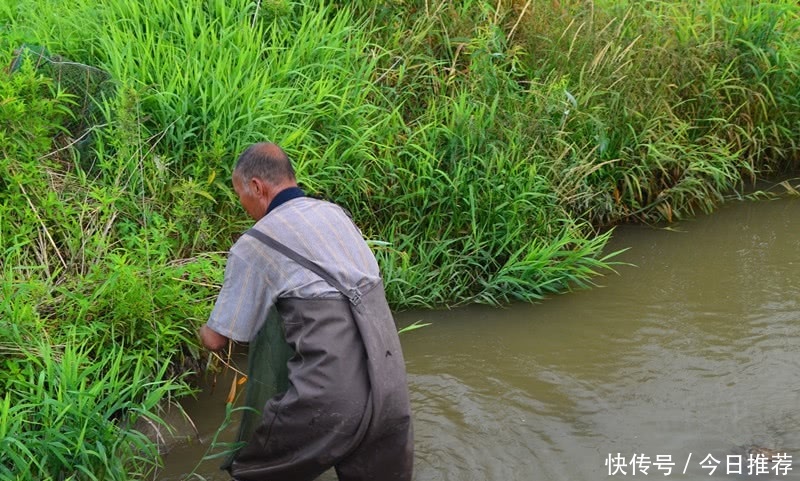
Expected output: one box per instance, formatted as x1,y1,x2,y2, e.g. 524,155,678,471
2,0,797,326
1,0,796,340
1,0,799,476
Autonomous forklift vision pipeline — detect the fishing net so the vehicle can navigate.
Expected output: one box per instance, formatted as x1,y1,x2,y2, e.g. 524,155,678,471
222,306,293,470
8,45,114,158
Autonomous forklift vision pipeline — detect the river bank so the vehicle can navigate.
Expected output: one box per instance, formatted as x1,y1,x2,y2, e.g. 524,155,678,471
1,0,799,478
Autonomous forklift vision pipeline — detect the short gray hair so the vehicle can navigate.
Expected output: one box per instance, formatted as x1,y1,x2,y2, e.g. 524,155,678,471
234,143,296,187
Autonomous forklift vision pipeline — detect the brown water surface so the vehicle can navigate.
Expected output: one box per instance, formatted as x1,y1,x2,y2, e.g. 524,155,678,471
157,198,800,481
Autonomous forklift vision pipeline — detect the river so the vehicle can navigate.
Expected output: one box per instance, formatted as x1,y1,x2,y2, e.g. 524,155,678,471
156,196,800,481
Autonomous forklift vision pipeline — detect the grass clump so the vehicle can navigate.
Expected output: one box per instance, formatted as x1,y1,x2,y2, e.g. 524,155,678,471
0,332,180,481
0,48,220,480
1,0,799,476
6,0,796,308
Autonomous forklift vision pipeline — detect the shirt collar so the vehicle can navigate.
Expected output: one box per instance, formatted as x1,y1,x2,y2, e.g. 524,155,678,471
266,187,305,216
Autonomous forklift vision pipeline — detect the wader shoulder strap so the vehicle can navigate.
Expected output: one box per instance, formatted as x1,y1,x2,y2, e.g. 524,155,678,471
244,228,363,306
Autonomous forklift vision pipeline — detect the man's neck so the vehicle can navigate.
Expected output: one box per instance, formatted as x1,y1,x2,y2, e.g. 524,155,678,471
265,185,305,216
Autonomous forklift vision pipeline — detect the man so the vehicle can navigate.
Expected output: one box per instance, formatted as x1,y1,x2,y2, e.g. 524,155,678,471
199,142,413,481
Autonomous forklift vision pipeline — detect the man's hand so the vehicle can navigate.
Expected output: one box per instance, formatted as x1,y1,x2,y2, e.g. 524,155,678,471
199,325,229,351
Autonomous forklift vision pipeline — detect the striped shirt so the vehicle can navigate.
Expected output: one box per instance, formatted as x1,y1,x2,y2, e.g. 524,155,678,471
207,195,381,342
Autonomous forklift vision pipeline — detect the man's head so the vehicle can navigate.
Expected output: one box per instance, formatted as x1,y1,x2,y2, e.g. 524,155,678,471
232,142,297,220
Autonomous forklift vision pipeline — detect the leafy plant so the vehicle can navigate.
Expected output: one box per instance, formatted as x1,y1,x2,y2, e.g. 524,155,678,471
0,332,184,480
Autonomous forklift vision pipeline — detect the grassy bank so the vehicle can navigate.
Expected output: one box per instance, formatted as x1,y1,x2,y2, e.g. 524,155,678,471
2,0,799,478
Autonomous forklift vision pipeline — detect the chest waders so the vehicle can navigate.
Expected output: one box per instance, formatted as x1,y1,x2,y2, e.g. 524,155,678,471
222,229,413,481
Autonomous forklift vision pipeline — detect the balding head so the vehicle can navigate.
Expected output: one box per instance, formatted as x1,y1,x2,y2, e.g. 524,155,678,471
233,142,296,191
231,143,298,220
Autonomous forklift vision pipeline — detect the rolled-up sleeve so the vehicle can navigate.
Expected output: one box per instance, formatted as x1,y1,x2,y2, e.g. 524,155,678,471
207,250,271,342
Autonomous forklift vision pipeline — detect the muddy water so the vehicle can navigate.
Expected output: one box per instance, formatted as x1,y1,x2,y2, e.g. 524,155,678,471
157,198,800,481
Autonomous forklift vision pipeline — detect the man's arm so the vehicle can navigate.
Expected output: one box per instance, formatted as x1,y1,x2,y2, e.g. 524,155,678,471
204,246,275,348
200,324,229,351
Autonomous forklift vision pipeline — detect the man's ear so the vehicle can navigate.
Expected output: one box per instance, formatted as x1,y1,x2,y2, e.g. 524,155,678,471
251,177,265,196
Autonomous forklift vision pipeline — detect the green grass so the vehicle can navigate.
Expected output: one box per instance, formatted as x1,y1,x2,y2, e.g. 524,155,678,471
0,327,183,481
1,0,799,478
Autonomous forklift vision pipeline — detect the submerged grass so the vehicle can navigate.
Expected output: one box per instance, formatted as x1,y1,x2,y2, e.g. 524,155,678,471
1,0,799,478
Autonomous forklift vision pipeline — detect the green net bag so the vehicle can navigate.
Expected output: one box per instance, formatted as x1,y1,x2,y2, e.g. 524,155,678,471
221,306,293,471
